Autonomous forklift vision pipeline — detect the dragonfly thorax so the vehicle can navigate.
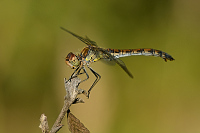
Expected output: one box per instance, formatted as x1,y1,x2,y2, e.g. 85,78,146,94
66,52,80,69
81,47,102,64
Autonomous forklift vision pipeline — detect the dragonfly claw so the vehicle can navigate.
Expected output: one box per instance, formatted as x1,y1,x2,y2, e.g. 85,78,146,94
87,92,90,99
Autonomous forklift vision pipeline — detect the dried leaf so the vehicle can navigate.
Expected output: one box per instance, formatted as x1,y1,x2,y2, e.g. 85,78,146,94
67,111,90,133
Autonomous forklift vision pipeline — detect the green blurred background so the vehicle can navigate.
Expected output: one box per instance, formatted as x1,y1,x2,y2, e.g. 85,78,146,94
1,0,200,133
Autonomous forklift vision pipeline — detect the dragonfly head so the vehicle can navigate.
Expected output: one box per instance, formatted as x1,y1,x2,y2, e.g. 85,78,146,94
66,52,80,69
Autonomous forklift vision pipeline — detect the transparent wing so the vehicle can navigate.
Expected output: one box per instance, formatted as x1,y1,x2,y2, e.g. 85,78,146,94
115,58,134,78
60,27,98,47
100,59,116,66
97,47,134,78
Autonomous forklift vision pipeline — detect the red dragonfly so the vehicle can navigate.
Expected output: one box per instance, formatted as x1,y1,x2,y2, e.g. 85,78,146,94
61,27,174,98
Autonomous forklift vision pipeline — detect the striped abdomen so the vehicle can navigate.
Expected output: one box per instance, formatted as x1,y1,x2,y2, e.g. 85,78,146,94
106,48,175,62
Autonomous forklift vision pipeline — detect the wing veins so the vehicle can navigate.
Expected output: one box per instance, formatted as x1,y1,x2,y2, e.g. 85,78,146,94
97,48,133,78
60,27,97,46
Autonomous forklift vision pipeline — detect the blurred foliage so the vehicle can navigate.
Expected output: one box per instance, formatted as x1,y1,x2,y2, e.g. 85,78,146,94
0,0,200,133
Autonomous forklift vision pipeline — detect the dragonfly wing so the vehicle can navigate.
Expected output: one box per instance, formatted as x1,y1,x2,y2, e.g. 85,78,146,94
100,58,116,66
85,36,98,46
97,48,134,78
61,27,98,47
115,58,134,78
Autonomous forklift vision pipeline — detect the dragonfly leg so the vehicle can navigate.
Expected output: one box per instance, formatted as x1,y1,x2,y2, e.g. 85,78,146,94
76,67,90,88
87,66,101,98
66,66,80,83
78,67,89,84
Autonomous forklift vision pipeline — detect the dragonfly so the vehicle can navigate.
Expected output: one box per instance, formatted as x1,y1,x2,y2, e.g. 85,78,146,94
61,27,175,98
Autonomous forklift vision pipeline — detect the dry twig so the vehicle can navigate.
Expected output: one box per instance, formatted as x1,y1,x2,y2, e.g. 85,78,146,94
39,77,89,133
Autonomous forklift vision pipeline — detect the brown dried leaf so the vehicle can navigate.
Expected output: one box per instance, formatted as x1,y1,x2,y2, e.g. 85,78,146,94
67,111,90,133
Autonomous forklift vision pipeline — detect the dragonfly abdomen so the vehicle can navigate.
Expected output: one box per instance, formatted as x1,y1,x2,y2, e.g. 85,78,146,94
107,48,175,62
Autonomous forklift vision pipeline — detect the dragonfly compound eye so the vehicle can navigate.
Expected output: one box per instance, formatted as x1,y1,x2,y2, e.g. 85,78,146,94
66,52,80,69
